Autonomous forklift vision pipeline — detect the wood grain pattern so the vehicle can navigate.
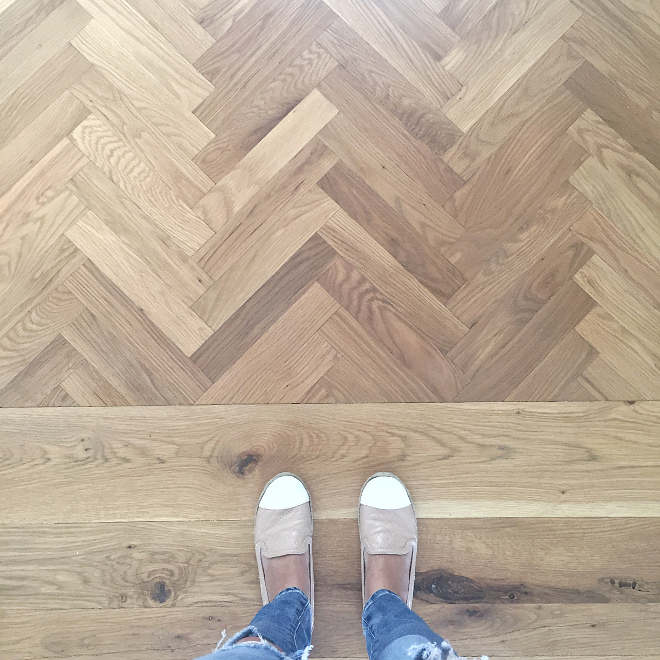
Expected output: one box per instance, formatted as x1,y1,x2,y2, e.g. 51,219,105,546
2,1,660,656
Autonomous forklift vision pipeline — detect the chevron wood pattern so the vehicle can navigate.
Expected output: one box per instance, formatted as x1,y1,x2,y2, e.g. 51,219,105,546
1,0,659,657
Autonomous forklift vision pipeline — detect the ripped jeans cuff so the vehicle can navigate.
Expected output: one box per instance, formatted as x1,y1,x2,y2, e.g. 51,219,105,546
209,625,313,660
379,635,488,660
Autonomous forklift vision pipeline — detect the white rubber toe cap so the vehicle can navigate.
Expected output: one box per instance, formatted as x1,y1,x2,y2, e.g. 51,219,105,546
360,475,411,510
259,474,310,510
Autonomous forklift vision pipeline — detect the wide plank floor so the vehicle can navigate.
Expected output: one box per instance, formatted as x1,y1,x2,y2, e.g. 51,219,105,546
0,0,659,657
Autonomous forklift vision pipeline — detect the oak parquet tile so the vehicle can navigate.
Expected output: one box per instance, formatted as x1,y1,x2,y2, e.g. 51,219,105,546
61,357,131,406
192,233,338,382
443,38,583,178
318,257,468,400
0,91,89,198
193,42,338,179
319,113,464,250
0,334,83,407
71,20,214,157
442,0,581,130
444,110,588,277
564,60,660,171
453,280,596,401
318,161,465,301
318,64,464,204
316,19,463,156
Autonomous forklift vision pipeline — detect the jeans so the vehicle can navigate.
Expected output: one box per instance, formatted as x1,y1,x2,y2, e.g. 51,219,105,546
194,588,486,660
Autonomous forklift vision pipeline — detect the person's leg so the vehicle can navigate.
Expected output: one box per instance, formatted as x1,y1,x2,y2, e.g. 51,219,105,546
193,474,313,660
359,474,487,660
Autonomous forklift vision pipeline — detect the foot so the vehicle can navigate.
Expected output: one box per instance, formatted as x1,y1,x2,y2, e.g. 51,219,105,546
262,552,311,600
359,474,417,607
254,474,314,610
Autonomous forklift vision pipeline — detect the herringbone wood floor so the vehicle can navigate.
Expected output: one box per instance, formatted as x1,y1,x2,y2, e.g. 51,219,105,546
0,0,659,657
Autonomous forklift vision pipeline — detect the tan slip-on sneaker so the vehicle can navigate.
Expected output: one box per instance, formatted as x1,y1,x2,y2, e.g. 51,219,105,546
254,473,314,621
359,472,417,608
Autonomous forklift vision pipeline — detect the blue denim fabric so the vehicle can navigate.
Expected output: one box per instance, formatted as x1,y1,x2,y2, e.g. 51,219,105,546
363,589,460,660
194,588,312,660
195,587,484,660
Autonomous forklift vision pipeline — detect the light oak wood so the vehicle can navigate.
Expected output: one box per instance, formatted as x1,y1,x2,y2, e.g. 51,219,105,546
2,1,660,656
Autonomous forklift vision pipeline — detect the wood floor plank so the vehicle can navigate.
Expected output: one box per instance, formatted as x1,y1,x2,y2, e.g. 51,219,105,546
61,358,132,406
0,0,91,105
70,115,213,256
194,138,337,279
194,89,338,231
569,157,660,262
564,59,660,171
443,39,584,179
193,42,338,178
570,208,660,307
70,67,214,207
196,283,340,404
0,285,84,391
453,280,596,401
316,19,463,157
441,0,552,84
318,258,468,400
195,0,261,40
38,384,79,407
447,182,591,326
573,255,660,357
318,65,464,204
1,603,658,659
0,143,88,290
369,0,460,60
506,330,598,401
0,334,83,407
71,21,214,157
66,211,213,356
318,308,440,403
0,91,89,198
192,234,339,382
447,229,593,379
193,187,338,330
0,43,91,148
67,163,213,303
575,306,660,398
322,0,461,106
319,114,464,252
444,111,588,278
442,0,581,130
316,354,407,403
1,402,658,522
6,517,657,609
65,261,213,402
76,0,214,110
319,161,465,301
0,235,87,349
439,0,500,36
0,0,68,61
194,0,335,126
568,108,660,237
1,187,88,297
562,10,660,111
124,0,215,63
319,209,468,352
579,355,652,401
61,309,184,405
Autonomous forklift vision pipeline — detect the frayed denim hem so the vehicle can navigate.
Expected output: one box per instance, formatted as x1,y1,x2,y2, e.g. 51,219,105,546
405,639,488,660
208,625,313,660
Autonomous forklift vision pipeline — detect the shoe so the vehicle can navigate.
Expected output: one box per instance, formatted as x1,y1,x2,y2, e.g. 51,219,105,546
254,473,314,620
359,472,417,607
